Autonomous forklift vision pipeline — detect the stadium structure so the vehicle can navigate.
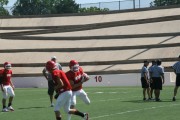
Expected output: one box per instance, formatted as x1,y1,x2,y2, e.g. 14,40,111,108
0,5,180,88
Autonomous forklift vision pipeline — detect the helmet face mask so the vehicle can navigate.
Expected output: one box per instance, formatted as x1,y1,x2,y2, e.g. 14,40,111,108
4,62,12,70
46,61,56,72
71,64,79,72
69,60,79,72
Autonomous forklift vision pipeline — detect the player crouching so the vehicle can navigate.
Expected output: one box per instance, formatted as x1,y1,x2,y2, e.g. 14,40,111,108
45,61,88,120
0,62,15,112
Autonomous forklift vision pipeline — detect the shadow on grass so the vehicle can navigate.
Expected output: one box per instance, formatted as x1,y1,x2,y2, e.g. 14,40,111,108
121,99,174,103
18,106,47,110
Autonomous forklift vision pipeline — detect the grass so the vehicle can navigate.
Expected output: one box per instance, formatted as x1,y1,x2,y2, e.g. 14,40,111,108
0,86,179,120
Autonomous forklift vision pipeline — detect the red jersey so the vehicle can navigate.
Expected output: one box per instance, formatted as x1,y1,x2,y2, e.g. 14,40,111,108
0,69,12,86
52,69,72,93
66,67,84,91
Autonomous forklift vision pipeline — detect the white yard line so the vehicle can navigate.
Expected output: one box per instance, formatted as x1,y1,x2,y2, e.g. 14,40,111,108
89,104,180,119
86,91,129,95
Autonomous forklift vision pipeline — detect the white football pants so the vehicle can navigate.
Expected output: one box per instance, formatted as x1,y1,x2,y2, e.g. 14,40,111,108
2,85,15,99
54,90,72,113
71,89,90,106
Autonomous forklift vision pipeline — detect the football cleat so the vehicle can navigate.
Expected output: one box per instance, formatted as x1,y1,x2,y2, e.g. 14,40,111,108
155,98,161,102
2,108,9,112
143,98,147,101
172,97,176,101
7,106,14,111
50,103,54,107
83,113,89,120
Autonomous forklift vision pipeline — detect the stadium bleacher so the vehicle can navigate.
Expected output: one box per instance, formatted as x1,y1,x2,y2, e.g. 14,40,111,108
0,5,179,87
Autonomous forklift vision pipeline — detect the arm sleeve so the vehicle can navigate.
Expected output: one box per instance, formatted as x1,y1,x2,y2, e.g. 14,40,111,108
159,67,164,75
80,67,84,73
56,63,62,70
53,71,59,79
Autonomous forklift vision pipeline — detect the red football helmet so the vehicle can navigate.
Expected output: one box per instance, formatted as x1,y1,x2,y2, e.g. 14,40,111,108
69,60,79,72
4,62,12,70
46,61,56,72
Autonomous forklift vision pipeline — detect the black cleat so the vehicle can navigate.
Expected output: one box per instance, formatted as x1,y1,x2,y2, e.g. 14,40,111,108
143,98,147,101
172,97,176,101
155,98,161,102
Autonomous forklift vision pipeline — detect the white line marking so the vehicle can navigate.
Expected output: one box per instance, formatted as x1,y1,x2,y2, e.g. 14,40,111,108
87,91,128,94
95,92,104,94
108,92,117,94
89,104,180,119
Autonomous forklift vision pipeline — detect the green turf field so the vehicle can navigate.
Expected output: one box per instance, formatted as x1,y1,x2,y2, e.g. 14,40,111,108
0,86,179,120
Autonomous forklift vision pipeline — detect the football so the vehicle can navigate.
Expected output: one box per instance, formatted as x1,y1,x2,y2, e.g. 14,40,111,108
81,73,89,82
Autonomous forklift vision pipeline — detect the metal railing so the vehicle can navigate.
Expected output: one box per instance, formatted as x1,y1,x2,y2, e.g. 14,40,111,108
79,0,180,10
2,0,180,15
79,0,154,10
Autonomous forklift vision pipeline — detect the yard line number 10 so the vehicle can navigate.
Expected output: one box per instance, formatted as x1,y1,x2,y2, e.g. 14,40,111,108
95,76,102,82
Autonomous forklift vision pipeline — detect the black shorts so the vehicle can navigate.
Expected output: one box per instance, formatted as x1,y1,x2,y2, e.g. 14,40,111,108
176,74,180,87
141,77,150,88
150,82,154,89
152,77,162,90
48,80,55,95
150,78,154,89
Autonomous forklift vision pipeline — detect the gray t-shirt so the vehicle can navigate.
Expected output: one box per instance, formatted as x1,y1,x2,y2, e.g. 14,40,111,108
151,65,164,77
43,62,62,81
172,61,180,74
148,65,155,73
55,63,62,70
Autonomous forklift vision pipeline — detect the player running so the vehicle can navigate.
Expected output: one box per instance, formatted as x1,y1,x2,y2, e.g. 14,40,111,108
45,61,88,120
0,62,15,112
42,56,62,107
66,60,90,120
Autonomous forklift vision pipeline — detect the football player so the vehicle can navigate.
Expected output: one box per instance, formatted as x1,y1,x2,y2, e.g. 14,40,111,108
42,56,62,107
45,61,88,120
0,62,15,112
66,60,90,120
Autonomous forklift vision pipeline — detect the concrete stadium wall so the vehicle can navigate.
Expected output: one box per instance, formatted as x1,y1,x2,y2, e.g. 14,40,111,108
12,72,176,88
1,6,179,81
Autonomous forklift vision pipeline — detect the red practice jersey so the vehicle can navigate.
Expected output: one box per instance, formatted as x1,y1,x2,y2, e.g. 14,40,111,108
0,69,12,86
52,69,72,93
66,67,84,91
